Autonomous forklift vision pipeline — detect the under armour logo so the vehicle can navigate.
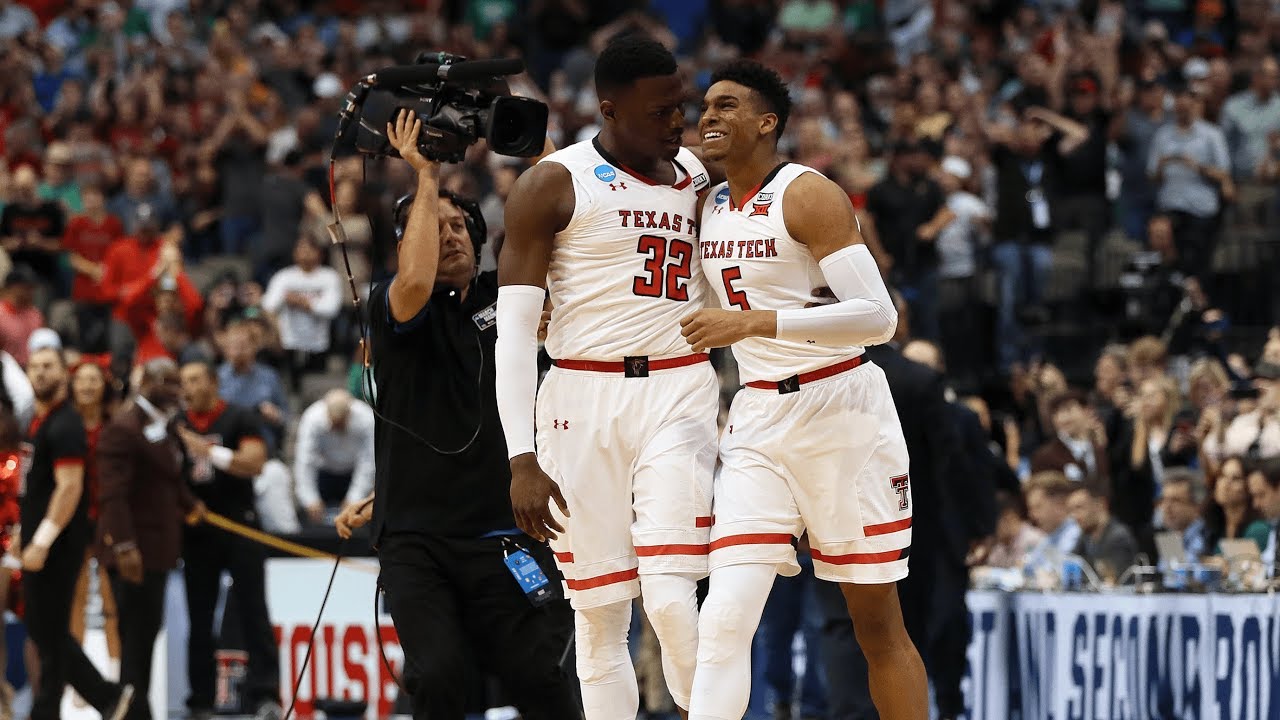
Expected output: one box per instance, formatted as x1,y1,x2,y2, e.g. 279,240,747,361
728,425,733,434
891,474,910,511
610,182,628,191
553,419,570,430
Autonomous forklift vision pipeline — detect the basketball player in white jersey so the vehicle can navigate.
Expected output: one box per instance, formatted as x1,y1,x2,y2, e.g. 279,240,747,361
680,60,928,720
496,36,717,720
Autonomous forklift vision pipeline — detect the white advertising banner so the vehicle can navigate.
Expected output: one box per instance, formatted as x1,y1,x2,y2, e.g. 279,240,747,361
265,558,403,717
963,590,1011,720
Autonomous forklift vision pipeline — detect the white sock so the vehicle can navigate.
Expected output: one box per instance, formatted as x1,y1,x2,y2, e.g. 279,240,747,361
575,601,639,720
688,563,778,720
638,573,700,709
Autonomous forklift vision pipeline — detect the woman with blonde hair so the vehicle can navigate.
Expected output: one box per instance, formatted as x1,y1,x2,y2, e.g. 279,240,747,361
1120,376,1197,529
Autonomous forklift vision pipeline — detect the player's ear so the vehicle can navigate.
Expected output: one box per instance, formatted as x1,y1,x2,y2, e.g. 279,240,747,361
599,99,617,122
759,112,778,138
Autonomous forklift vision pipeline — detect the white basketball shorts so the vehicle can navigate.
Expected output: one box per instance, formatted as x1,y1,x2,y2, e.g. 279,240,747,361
710,356,913,584
535,355,719,609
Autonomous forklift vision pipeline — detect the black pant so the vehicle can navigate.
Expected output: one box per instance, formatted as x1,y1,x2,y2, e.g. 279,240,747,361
184,523,280,712
112,570,168,720
377,532,579,720
25,528,123,720
1168,210,1220,281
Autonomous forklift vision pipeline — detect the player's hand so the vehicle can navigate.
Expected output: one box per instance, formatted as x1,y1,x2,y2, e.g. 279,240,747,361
20,543,48,573
116,547,144,584
335,499,373,540
387,109,437,175
537,310,552,343
510,453,568,542
680,308,777,352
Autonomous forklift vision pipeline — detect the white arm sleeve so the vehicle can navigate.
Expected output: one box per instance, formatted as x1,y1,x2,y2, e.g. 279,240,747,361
775,244,897,347
495,285,545,459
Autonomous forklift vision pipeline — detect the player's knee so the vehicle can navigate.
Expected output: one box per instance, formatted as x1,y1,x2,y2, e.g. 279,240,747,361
695,597,747,664
575,603,632,685
642,592,696,638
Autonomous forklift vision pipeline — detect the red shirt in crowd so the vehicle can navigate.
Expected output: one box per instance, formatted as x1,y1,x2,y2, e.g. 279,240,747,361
120,272,203,364
62,212,124,304
99,235,165,317
0,301,45,366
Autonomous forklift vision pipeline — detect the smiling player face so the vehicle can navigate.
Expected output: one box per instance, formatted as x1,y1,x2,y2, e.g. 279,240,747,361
698,80,777,164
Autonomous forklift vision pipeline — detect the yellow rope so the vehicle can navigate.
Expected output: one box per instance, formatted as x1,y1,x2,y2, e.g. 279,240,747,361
201,511,378,574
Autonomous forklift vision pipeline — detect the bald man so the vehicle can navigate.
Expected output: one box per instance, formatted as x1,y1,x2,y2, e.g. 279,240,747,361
98,359,205,720
293,388,375,525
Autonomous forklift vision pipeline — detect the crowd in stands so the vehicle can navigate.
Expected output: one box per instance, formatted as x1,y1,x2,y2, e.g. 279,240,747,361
1,0,1280,718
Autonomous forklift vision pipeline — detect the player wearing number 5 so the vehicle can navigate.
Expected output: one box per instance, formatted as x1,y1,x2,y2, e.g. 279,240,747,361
498,36,716,720
681,61,928,720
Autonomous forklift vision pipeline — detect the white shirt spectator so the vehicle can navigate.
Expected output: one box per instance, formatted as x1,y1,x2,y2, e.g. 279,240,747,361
262,261,344,354
293,391,375,512
937,190,990,279
1,350,33,428
255,458,301,535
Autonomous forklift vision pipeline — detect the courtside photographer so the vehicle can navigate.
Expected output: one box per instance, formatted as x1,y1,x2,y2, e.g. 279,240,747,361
333,108,577,719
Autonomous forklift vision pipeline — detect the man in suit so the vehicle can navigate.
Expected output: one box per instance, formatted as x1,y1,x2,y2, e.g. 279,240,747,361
816,341,971,720
97,358,205,720
1030,391,1109,485
901,340,998,720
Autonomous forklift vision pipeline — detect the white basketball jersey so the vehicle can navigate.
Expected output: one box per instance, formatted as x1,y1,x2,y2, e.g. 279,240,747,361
699,163,862,383
539,138,710,360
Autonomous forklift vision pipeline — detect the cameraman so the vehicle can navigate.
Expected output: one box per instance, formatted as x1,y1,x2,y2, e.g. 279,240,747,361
356,110,577,719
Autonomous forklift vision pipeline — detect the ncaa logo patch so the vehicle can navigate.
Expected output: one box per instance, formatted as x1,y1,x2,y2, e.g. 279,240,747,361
715,187,730,205
594,165,617,182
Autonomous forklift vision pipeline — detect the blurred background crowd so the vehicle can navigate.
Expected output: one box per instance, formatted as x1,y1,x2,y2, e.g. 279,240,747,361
1,0,1280,719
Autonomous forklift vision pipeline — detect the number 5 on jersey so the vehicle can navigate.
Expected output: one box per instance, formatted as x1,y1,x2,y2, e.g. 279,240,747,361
633,234,693,301
721,266,751,310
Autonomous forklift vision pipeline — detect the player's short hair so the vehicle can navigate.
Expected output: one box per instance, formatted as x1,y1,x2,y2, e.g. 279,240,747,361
710,59,793,138
594,34,678,97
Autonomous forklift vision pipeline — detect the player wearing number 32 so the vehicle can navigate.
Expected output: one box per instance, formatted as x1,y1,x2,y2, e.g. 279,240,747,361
681,60,929,720
498,36,716,720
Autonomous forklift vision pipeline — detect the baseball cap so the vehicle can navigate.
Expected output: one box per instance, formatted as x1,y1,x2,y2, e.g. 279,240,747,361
1183,57,1210,81
27,328,62,356
941,156,972,180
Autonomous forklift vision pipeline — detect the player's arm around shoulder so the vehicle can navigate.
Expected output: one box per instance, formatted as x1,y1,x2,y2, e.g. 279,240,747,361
782,170,863,261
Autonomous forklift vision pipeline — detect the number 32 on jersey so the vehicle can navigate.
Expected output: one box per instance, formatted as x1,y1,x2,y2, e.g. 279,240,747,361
632,234,693,301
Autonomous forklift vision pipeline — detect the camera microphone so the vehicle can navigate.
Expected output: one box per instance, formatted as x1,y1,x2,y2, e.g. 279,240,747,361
370,58,526,87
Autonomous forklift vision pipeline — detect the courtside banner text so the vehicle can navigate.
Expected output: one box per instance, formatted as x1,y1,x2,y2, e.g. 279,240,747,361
266,558,403,717
963,590,1280,720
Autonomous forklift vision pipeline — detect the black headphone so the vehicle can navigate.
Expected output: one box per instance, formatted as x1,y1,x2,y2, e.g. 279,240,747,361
392,189,487,262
